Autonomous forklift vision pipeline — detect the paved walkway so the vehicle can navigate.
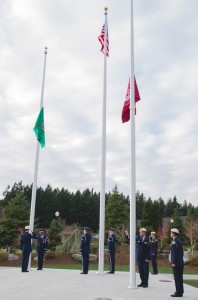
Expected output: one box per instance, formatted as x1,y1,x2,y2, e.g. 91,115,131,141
0,267,197,300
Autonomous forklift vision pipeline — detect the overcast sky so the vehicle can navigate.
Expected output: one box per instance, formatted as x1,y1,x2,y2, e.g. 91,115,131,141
0,0,198,205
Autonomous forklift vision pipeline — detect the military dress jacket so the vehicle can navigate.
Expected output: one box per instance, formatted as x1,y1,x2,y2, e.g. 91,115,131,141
136,235,150,261
20,232,33,253
107,234,116,253
171,236,184,267
150,237,158,255
80,233,92,254
36,235,49,253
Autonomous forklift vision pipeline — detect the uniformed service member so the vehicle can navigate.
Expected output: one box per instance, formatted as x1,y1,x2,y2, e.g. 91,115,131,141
80,226,92,274
20,225,33,272
136,228,150,288
107,228,116,274
35,229,49,270
170,228,184,297
149,231,158,274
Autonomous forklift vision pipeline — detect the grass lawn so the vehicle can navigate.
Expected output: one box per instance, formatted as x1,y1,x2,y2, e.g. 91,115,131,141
43,263,198,275
183,280,198,288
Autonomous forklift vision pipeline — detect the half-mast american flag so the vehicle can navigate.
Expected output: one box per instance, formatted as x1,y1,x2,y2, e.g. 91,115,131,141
98,24,109,57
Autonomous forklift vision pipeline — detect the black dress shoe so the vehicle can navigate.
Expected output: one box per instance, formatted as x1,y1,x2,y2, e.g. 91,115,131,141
107,271,114,274
151,272,158,274
137,283,143,287
143,285,148,288
171,294,183,297
37,268,42,270
80,272,87,274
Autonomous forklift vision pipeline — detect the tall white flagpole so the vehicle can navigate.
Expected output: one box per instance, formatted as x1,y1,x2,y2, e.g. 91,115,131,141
28,47,48,269
129,0,137,288
98,7,108,274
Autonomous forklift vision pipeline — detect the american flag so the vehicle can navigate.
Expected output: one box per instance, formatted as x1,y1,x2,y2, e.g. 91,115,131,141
98,24,109,57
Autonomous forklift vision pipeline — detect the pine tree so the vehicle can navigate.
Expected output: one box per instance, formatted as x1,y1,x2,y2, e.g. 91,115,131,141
105,186,129,230
4,192,30,227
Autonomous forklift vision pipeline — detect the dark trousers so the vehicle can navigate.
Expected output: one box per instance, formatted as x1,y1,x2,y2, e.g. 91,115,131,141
172,266,184,295
82,253,89,274
38,252,45,269
138,259,149,285
151,254,158,273
22,252,30,272
108,251,115,273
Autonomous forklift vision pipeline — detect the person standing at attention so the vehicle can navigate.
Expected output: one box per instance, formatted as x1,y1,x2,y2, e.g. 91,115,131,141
80,226,92,274
150,231,158,274
170,228,184,298
107,228,116,274
136,228,150,288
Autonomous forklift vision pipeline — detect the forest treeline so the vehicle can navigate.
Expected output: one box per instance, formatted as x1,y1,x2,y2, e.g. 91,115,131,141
0,181,198,248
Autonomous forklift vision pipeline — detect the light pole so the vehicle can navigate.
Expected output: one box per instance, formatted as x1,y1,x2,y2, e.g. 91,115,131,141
55,211,60,218
170,218,174,228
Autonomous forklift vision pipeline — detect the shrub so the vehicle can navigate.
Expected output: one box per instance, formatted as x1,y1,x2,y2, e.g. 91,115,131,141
45,251,56,260
91,240,99,253
187,254,198,266
0,251,8,261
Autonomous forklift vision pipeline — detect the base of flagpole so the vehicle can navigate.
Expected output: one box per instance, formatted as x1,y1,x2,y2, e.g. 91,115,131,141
96,271,107,275
128,285,138,289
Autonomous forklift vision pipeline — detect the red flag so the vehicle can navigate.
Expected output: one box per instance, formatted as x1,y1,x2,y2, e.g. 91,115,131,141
98,24,109,57
121,77,140,123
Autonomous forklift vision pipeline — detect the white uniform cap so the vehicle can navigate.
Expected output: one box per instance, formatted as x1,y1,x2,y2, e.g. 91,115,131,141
139,228,147,232
151,231,156,235
25,226,31,230
171,228,179,234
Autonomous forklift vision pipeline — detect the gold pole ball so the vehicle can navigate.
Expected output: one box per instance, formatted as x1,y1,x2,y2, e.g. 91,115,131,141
104,6,108,12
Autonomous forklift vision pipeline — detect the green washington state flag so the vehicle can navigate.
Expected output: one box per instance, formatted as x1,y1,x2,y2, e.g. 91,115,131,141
33,107,45,148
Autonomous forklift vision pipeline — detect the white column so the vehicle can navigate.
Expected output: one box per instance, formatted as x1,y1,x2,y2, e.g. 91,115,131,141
129,0,137,288
98,7,108,274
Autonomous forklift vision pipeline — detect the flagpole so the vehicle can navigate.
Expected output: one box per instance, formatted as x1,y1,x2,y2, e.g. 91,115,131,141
129,0,137,288
28,47,48,269
98,7,108,274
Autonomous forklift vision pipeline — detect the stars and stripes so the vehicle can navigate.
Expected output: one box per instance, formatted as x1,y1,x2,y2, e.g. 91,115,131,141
98,24,109,57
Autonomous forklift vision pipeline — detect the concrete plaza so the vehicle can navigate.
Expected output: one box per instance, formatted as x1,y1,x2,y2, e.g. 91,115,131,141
0,267,197,300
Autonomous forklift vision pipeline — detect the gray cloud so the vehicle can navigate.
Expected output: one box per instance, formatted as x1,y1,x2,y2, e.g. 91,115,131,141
0,0,198,206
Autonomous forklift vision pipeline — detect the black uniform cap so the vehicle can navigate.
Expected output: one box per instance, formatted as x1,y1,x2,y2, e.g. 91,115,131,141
109,227,115,231
84,226,90,230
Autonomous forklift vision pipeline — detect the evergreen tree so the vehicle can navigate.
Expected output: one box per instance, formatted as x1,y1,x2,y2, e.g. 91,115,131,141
105,186,129,230
4,192,30,227
158,197,166,218
0,218,18,247
136,191,146,220
141,198,154,232
48,218,63,250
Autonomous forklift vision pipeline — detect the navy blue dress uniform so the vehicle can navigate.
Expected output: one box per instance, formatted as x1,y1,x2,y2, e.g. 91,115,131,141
107,228,116,274
136,228,150,288
35,229,49,270
149,231,158,274
170,228,184,297
80,227,92,274
20,226,33,272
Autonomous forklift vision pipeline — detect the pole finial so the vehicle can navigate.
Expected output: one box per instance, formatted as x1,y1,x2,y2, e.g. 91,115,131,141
44,47,48,54
104,6,108,13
